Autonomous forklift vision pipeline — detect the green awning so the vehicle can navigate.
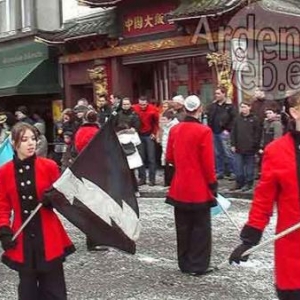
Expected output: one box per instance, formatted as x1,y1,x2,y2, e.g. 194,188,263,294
0,59,61,97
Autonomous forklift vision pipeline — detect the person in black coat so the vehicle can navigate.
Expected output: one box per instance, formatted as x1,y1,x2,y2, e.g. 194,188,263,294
230,101,260,191
113,97,140,131
95,94,112,127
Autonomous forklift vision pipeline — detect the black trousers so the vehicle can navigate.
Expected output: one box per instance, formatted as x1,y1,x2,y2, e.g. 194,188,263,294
277,288,300,300
174,207,211,274
18,263,67,300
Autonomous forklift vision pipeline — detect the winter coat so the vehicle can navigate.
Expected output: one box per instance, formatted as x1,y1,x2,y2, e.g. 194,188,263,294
36,135,48,157
113,109,140,131
0,124,9,144
260,117,283,149
97,105,112,127
243,133,300,290
231,113,260,154
74,123,100,153
207,101,236,134
117,129,143,170
161,118,179,166
0,156,75,271
251,98,281,124
165,116,217,209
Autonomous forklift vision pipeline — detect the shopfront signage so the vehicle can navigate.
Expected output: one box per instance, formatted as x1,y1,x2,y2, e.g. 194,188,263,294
123,4,175,37
0,42,48,67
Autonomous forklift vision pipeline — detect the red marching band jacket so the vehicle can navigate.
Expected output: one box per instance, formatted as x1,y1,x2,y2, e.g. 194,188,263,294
165,118,217,208
245,133,300,290
0,157,74,269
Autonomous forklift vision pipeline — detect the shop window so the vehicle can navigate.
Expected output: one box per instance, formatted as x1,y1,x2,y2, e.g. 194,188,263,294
0,0,14,36
169,58,192,98
193,56,214,107
21,0,33,31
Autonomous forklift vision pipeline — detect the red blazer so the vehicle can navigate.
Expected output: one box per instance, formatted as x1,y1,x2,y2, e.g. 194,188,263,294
75,123,100,152
246,133,300,290
0,157,74,268
166,118,217,208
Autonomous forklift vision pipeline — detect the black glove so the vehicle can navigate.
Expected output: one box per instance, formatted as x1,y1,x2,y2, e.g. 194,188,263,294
209,182,218,197
0,234,17,251
41,189,53,209
229,243,253,264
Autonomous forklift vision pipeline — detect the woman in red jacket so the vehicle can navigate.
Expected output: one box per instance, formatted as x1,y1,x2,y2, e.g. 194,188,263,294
230,91,300,300
74,109,103,251
0,122,75,300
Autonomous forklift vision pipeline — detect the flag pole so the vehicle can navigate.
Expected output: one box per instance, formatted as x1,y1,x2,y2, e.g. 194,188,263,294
216,195,241,233
12,203,43,241
214,221,300,271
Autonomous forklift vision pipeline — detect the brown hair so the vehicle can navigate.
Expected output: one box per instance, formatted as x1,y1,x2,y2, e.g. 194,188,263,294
287,91,300,109
216,85,227,95
240,100,252,107
11,122,38,149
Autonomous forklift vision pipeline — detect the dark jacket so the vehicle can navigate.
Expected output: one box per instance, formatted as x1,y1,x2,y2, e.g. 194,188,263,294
113,109,140,131
97,105,112,127
231,113,260,154
207,102,236,134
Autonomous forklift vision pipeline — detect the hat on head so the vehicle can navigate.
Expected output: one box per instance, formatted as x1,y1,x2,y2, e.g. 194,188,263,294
184,95,201,112
0,113,7,124
172,95,185,105
63,131,73,137
74,105,89,114
16,105,28,115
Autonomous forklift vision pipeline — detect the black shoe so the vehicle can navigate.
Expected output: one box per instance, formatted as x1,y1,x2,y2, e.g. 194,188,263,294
229,184,243,191
87,246,109,252
217,174,224,180
138,179,146,186
241,185,253,192
225,173,236,181
148,181,155,186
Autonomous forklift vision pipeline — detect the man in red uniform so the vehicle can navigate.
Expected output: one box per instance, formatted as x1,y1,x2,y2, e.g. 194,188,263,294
133,96,159,186
165,95,217,275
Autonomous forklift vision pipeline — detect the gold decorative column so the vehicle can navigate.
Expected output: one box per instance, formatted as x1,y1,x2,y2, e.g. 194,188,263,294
87,66,108,103
207,51,233,100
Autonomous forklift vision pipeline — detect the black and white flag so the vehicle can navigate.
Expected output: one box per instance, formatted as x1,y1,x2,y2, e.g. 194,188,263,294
48,122,140,254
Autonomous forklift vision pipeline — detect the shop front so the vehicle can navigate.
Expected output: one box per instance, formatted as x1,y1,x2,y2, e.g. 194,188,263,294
0,40,61,115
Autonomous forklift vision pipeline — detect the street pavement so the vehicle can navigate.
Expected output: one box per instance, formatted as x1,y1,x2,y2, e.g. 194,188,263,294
0,198,277,300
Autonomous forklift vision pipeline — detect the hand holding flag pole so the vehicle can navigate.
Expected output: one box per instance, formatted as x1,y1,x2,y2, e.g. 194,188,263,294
211,221,300,273
12,203,43,241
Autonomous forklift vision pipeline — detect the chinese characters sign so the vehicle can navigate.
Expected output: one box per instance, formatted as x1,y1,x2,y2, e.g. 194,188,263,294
123,4,175,37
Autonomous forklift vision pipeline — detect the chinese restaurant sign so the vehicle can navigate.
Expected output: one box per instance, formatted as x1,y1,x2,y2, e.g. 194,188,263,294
123,4,176,37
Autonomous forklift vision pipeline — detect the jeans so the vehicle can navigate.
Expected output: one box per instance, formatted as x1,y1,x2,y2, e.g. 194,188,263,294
234,153,255,187
138,135,156,183
214,132,235,176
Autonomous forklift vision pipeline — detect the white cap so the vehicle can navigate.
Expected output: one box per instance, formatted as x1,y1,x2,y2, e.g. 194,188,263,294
172,95,185,105
184,95,201,112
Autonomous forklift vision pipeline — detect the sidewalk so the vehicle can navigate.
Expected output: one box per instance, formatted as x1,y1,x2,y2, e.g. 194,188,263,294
139,169,253,199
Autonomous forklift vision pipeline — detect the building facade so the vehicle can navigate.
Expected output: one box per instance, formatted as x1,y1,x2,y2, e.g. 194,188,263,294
38,0,300,108
0,0,63,139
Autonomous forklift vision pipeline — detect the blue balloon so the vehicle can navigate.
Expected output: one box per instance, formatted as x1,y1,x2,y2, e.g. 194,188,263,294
0,137,14,167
